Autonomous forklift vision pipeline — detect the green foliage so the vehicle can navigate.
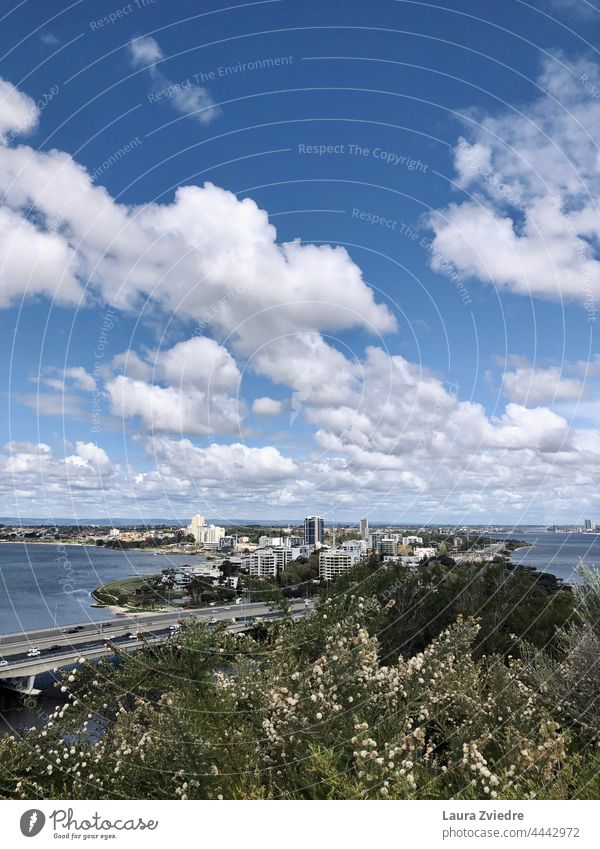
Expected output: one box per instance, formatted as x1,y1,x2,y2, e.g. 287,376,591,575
0,561,596,801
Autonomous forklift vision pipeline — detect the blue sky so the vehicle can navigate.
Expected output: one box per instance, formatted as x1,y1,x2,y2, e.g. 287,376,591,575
0,0,599,524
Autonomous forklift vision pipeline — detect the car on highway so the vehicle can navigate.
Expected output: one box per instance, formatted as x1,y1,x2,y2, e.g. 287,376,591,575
168,624,180,631
63,626,84,634
0,659,8,667
209,617,218,624
27,648,41,657
47,644,63,653
128,633,138,640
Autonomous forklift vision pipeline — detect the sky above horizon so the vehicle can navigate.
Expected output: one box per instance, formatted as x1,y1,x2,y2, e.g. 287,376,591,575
1,0,600,525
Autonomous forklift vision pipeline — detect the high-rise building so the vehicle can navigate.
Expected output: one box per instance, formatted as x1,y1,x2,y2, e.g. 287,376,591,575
368,531,386,550
189,515,205,532
359,517,369,541
245,548,291,578
585,519,592,530
379,538,397,557
304,516,325,547
187,515,224,546
319,550,358,581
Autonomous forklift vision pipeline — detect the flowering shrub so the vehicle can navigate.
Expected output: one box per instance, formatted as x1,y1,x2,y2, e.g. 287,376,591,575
1,584,597,800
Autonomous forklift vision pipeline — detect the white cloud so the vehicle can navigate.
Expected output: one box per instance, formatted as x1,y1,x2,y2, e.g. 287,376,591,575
127,35,220,124
106,375,243,437
501,362,584,405
152,336,240,392
0,440,116,514
427,55,600,308
64,367,96,392
111,350,153,382
105,337,243,436
148,437,297,485
252,397,283,416
0,77,38,141
0,103,394,344
128,35,163,67
0,207,81,307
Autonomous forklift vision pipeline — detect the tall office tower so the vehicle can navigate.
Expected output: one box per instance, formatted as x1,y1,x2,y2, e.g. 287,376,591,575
304,516,325,547
585,519,592,530
187,514,205,542
359,517,369,541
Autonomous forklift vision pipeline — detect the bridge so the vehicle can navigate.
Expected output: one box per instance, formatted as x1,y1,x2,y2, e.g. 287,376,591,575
0,600,311,694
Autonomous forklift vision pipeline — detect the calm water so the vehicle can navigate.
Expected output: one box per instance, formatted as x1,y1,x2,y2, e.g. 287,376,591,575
0,543,201,635
502,532,600,584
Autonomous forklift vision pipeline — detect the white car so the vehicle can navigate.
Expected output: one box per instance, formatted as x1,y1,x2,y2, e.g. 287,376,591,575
0,659,8,666
128,633,138,640
168,624,180,631
27,649,41,657
209,617,218,624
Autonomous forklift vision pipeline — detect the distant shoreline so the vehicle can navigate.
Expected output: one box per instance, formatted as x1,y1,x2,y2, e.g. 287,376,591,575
0,540,205,555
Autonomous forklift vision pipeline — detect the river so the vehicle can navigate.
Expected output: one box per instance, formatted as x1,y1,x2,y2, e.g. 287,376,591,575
0,542,202,635
492,531,600,584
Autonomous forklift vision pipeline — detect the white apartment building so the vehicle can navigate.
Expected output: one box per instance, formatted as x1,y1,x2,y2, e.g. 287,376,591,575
187,514,225,546
244,547,292,578
402,536,423,546
319,549,358,581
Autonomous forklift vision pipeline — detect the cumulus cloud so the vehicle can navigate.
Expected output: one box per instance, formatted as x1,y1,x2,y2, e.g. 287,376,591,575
427,55,600,309
501,361,585,405
252,397,284,416
0,95,394,345
0,207,81,307
127,35,220,124
148,437,298,485
105,337,243,436
0,77,39,142
106,375,243,437
0,440,116,513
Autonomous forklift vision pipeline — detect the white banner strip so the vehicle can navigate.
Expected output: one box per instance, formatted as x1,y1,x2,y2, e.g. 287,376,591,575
1,799,598,848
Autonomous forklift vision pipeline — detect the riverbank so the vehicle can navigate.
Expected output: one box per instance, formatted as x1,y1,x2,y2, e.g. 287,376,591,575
91,574,177,613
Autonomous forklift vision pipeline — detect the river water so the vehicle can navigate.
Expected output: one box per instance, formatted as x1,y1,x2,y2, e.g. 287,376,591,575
0,543,202,736
498,531,600,584
0,542,200,635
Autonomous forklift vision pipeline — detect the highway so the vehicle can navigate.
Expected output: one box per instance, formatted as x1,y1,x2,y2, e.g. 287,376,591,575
0,601,312,691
